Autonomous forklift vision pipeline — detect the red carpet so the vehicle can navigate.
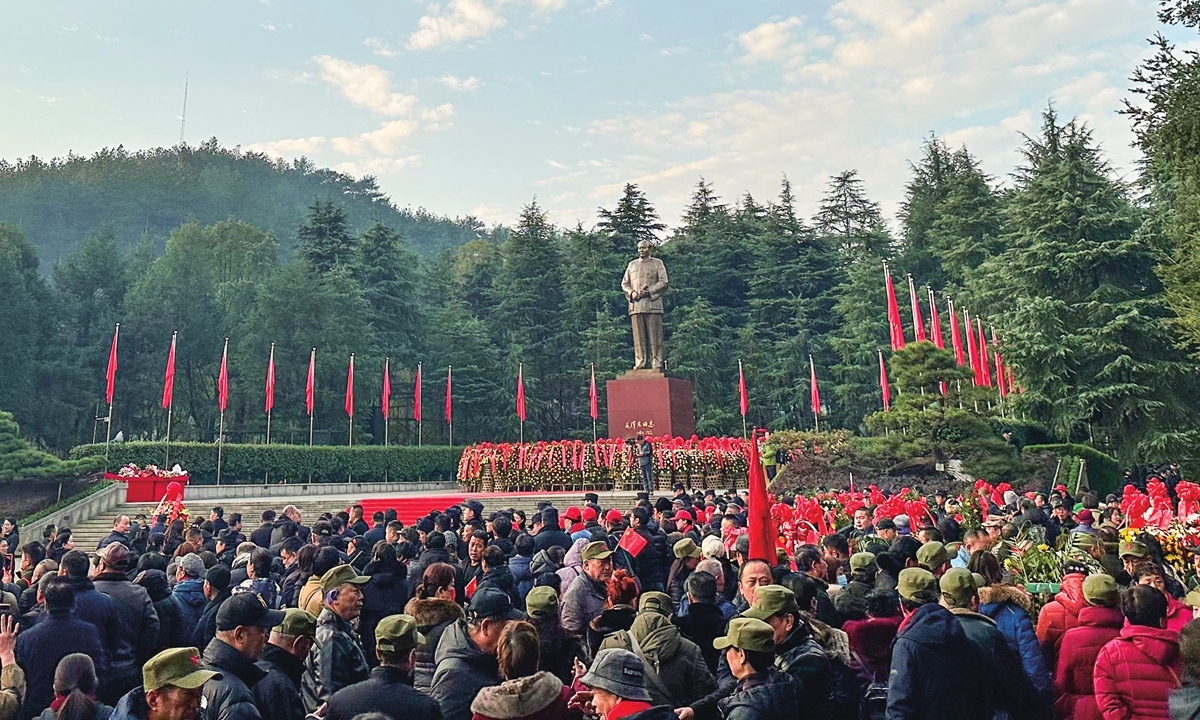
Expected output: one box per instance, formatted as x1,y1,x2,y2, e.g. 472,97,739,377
355,491,596,526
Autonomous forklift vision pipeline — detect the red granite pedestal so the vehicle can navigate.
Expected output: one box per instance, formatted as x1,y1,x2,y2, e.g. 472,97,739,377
606,370,695,439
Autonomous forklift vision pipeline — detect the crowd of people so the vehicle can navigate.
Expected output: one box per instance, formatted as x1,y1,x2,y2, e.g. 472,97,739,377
1,482,1200,720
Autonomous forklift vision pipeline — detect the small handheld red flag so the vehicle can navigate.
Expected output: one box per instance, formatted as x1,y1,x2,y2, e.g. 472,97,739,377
445,367,453,425
265,343,276,413
218,339,229,413
879,350,891,412
746,429,776,566
738,360,748,417
306,348,316,417
106,324,120,405
162,332,176,409
809,355,820,416
464,574,478,600
884,265,905,351
617,529,648,557
382,358,391,421
589,364,599,421
413,362,422,422
345,354,355,417
908,274,927,343
516,364,526,422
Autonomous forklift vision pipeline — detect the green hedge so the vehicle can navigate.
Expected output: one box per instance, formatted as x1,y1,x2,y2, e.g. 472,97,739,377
69,442,463,485
1024,444,1122,497
19,480,117,527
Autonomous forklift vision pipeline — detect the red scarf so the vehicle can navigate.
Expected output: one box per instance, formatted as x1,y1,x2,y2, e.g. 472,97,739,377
607,700,653,720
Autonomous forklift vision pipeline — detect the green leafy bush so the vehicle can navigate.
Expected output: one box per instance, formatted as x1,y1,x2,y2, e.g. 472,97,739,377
1,411,102,482
69,442,462,485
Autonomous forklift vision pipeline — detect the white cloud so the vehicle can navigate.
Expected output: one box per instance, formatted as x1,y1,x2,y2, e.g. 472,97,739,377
332,120,421,155
407,0,507,50
438,74,483,91
245,136,328,157
313,55,418,116
334,156,420,177
738,17,802,62
363,38,400,58
260,22,276,31
468,203,515,225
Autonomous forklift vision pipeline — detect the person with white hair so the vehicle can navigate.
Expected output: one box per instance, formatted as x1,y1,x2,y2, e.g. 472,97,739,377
701,536,737,604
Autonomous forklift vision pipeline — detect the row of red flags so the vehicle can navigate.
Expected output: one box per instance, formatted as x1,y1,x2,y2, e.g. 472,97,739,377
105,328,610,427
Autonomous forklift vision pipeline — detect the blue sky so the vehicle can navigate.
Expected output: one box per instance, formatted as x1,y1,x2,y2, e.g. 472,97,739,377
1,0,1190,229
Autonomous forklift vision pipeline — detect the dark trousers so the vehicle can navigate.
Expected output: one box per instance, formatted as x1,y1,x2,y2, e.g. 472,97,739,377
641,463,653,492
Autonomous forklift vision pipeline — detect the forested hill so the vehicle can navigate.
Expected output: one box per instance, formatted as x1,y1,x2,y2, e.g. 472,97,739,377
0,139,483,263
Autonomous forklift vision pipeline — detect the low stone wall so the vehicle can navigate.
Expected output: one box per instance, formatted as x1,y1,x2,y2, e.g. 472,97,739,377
32,481,126,533
182,480,458,501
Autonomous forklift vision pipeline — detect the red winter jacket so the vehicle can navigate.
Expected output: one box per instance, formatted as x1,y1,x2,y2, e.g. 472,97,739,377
1122,595,1192,635
1037,572,1086,663
1093,625,1181,720
1054,605,1122,720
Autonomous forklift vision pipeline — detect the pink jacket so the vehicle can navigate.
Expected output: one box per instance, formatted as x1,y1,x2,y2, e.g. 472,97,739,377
1093,625,1181,720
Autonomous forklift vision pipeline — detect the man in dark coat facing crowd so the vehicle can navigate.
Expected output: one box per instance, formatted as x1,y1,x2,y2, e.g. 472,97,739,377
886,568,978,720
201,593,285,720
430,587,523,720
326,614,442,720
93,544,160,677
254,609,315,720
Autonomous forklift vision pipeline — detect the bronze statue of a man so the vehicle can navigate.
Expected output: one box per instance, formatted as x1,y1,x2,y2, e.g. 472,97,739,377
621,240,669,370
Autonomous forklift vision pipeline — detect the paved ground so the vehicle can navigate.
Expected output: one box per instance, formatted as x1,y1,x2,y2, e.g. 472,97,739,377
70,487,649,549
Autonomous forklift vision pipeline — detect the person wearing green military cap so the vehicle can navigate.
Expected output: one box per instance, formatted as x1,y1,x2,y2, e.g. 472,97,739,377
886,567,977,719
598,595,715,708
937,568,1039,719
324,614,441,720
1054,573,1123,720
301,566,371,712
523,586,586,687
737,585,831,710
111,647,220,720
916,541,951,577
712,618,799,720
668,539,703,607
253,608,316,720
562,542,614,637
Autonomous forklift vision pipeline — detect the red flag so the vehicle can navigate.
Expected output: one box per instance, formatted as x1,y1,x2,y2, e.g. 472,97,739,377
617,528,648,557
879,350,891,412
382,358,391,421
949,299,966,366
516,364,526,422
413,362,422,422
809,355,821,416
884,265,905,351
464,574,478,600
929,290,944,349
908,275,927,343
162,332,176,409
345,354,355,417
965,308,980,385
738,360,748,417
746,429,776,566
218,339,229,413
105,324,120,405
305,348,316,417
445,367,453,425
977,319,992,386
265,343,276,413
589,364,599,421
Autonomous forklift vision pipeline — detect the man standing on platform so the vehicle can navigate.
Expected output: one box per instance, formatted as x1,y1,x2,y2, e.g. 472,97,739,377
622,240,669,370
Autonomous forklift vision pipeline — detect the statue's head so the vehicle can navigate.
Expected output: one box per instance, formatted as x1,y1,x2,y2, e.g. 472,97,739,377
637,240,653,259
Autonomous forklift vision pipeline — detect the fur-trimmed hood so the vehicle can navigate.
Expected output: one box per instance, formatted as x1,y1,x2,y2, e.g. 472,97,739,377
470,671,564,718
404,597,464,628
978,584,1034,614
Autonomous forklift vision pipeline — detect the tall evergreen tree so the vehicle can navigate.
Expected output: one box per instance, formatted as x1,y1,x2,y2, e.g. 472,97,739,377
813,171,892,258
597,184,665,255
298,201,356,274
355,222,422,363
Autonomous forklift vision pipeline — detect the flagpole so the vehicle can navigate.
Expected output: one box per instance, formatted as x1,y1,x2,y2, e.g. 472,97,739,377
348,353,355,448
384,358,390,449
417,361,423,448
166,330,176,468
308,348,316,448
518,362,525,446
810,354,819,433
104,323,120,469
266,342,274,446
447,366,453,447
739,359,747,440
591,363,598,443
216,337,228,486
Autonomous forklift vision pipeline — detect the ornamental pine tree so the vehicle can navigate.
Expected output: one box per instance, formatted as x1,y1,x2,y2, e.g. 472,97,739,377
597,183,666,256
355,222,422,363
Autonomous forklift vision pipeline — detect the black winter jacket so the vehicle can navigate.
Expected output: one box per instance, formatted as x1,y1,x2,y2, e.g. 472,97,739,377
254,643,306,720
359,562,409,666
717,672,798,720
301,609,369,712
93,572,160,668
886,603,978,720
14,610,108,720
201,638,268,720
327,665,443,720
430,620,502,720
406,597,465,694
476,565,523,611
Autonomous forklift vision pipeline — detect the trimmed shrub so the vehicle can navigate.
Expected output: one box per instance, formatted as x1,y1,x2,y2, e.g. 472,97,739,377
69,442,462,485
1024,444,1121,497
